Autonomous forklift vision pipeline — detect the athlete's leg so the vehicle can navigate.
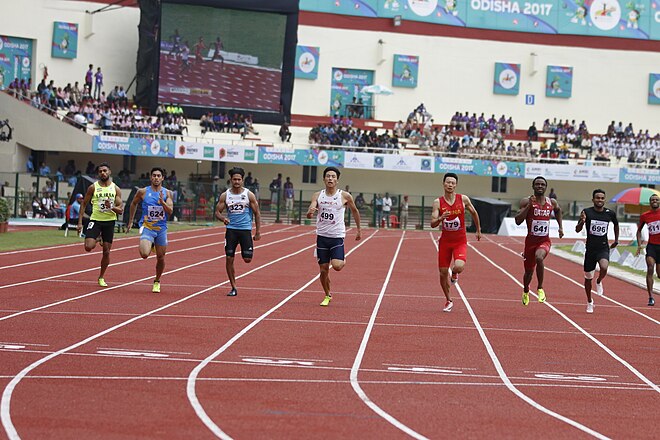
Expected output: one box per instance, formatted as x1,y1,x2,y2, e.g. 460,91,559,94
155,245,166,281
84,237,97,252
584,271,594,303
439,267,451,301
534,248,548,289
645,255,656,299
138,239,152,259
99,242,112,279
596,258,609,284
523,270,534,292
226,256,236,289
330,259,345,271
319,263,331,296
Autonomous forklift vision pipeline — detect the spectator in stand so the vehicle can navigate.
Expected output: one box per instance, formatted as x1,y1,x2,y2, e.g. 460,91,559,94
85,64,93,93
69,193,83,223
527,122,538,141
284,177,295,220
26,157,35,173
279,120,292,142
32,196,45,218
94,67,103,100
39,162,51,176
167,170,177,186
269,175,281,211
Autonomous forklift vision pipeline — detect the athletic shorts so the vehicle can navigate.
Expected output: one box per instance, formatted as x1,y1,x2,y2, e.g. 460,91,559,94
85,220,115,243
140,226,168,247
225,228,253,259
317,235,345,264
645,243,660,262
437,238,467,268
523,239,551,271
583,247,610,272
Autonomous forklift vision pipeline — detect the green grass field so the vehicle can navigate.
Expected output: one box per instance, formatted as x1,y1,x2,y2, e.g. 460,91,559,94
0,223,216,252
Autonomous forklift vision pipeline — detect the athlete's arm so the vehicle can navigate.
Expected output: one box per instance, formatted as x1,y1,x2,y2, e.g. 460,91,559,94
126,188,145,233
306,191,320,219
162,190,174,216
552,198,564,238
463,195,482,241
430,198,441,229
76,184,94,233
112,186,124,216
344,192,362,241
215,192,229,225
248,191,261,241
514,197,531,225
636,217,645,256
611,211,619,249
575,210,586,233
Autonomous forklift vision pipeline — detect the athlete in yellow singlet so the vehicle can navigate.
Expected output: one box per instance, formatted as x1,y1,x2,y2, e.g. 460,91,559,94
77,162,123,287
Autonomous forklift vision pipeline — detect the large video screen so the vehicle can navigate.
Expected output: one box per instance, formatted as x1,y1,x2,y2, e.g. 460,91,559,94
158,3,286,112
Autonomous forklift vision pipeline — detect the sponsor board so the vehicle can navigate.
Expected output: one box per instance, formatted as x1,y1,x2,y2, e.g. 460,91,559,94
259,147,343,166
524,163,618,182
92,136,174,157
498,218,638,241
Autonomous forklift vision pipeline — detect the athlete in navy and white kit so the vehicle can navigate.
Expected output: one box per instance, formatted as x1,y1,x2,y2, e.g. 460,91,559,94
215,167,261,297
306,167,361,307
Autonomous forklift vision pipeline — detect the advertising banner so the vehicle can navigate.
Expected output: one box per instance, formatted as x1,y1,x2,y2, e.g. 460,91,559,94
330,68,374,117
92,136,175,157
649,73,660,105
52,22,78,59
524,163,619,182
392,54,419,88
0,35,33,90
294,45,319,80
344,152,433,173
434,157,525,177
619,167,660,185
493,62,520,95
174,142,257,163
546,65,573,98
258,147,344,167
498,218,638,241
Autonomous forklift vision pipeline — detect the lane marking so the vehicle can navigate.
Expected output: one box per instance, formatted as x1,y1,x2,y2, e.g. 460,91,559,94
387,367,463,375
186,230,379,440
434,234,610,440
242,358,315,367
349,231,430,440
534,374,607,382
97,350,170,358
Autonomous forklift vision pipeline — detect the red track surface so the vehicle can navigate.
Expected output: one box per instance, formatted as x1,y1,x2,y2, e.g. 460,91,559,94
0,225,657,439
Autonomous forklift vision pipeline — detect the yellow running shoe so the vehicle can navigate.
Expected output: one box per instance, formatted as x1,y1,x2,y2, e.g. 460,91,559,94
152,281,161,293
98,278,108,287
537,288,546,303
320,295,332,307
522,291,529,306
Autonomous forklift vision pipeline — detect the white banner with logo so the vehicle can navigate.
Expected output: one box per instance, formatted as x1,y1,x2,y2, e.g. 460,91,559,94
175,141,257,163
498,218,638,241
524,163,619,182
344,152,433,173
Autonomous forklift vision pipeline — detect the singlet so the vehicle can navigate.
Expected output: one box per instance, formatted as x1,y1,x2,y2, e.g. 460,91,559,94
90,181,117,221
640,208,660,245
140,186,168,231
226,188,253,230
438,194,466,242
583,207,617,250
525,197,553,243
316,189,345,239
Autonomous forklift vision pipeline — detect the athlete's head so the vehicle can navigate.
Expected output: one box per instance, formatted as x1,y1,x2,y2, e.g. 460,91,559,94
443,173,458,183
323,167,340,189
443,173,458,193
592,189,606,209
650,194,660,210
532,176,547,195
229,167,244,188
323,167,340,179
96,162,111,182
150,167,165,186
228,167,245,178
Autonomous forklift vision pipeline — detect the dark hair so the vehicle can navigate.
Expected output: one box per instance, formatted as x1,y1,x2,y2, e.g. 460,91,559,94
443,172,458,183
323,166,341,178
96,162,110,172
592,189,606,198
532,176,547,185
228,167,245,178
151,167,165,176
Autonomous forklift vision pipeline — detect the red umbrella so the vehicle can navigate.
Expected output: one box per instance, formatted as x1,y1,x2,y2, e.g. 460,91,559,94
610,187,660,205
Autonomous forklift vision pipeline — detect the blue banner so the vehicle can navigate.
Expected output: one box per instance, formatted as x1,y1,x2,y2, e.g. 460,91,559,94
649,73,660,105
295,46,320,79
52,22,78,59
546,65,573,98
92,136,175,157
493,62,520,95
0,35,33,90
258,147,344,167
392,54,419,88
619,167,660,185
330,68,374,117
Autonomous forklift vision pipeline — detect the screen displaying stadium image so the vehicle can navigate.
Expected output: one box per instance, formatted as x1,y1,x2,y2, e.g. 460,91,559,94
158,3,287,112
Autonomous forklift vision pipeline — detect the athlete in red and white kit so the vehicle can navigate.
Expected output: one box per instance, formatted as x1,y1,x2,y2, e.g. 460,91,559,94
636,193,660,306
515,176,563,306
431,172,481,312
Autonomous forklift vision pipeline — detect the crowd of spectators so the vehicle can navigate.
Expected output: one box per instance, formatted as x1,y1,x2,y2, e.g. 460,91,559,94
199,111,258,137
308,115,400,153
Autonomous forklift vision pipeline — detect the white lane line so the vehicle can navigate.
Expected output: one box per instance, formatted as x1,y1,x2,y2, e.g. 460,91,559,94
470,243,660,394
0,230,312,322
0,226,298,290
434,236,610,439
0,237,317,440
350,231,430,440
186,230,378,440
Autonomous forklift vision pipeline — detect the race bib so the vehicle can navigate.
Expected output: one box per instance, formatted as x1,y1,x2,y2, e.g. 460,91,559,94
147,205,165,222
648,220,660,235
319,207,335,223
228,203,245,214
589,220,608,236
98,197,114,213
531,219,549,236
443,217,461,232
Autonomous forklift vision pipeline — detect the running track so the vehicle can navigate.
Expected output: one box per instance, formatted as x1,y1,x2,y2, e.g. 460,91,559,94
0,225,657,439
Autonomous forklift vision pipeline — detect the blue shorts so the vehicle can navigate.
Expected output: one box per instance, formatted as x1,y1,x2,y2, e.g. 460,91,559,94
140,226,168,247
316,235,344,264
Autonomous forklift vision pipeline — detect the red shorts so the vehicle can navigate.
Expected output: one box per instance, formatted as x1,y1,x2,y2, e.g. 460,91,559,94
523,239,551,271
438,239,467,268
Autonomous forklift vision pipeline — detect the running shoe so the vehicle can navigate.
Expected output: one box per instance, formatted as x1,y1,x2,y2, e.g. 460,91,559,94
450,273,459,285
320,295,332,307
586,301,594,314
227,288,237,297
522,291,529,306
443,300,453,312
152,281,160,293
595,281,604,296
649,297,655,306
98,278,108,287
537,288,546,303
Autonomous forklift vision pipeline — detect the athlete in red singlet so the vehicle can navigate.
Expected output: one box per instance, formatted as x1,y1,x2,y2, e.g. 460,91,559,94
431,173,481,313
636,194,660,306
515,176,563,306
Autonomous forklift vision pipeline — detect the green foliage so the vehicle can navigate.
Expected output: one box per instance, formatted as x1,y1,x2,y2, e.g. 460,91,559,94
0,197,9,223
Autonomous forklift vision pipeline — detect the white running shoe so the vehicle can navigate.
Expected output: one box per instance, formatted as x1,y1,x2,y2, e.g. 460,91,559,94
586,301,594,314
595,281,604,296
443,300,453,312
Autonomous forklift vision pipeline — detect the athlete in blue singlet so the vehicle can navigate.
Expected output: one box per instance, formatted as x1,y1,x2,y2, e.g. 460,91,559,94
127,167,174,293
215,167,261,297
